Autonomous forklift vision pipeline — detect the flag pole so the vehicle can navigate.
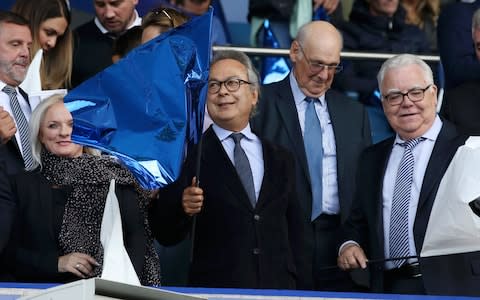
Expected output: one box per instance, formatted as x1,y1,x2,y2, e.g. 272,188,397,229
190,127,204,263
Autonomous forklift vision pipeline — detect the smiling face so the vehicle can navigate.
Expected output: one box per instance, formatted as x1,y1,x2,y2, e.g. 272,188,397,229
381,64,437,140
38,16,67,52
40,101,83,158
0,22,32,86
207,59,258,132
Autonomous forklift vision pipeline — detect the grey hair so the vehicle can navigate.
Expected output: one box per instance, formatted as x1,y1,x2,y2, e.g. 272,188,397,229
377,54,433,94
28,94,64,171
473,8,480,34
211,50,260,95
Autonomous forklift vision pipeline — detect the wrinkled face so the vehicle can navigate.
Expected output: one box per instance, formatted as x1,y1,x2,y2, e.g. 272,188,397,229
0,22,32,86
369,0,398,17
474,27,480,61
207,59,258,132
179,0,210,15
38,17,68,52
94,0,138,33
381,64,437,140
40,102,83,158
290,37,341,98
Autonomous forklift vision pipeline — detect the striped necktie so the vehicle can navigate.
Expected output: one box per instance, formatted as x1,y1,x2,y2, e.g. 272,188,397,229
389,137,424,267
2,85,34,169
231,133,256,208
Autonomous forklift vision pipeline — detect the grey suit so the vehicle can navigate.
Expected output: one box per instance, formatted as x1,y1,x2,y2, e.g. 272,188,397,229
251,75,372,290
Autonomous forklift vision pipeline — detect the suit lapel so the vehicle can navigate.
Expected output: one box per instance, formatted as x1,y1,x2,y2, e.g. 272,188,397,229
274,78,311,184
203,128,254,211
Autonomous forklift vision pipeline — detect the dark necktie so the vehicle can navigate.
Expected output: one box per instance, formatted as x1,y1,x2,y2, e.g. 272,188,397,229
304,97,323,221
389,137,424,267
2,85,34,169
230,133,256,208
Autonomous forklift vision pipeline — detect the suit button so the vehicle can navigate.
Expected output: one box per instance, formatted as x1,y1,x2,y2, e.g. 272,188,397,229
254,214,260,221
253,248,260,255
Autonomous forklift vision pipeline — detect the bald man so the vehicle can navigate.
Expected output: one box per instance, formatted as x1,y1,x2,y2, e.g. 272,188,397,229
252,21,371,291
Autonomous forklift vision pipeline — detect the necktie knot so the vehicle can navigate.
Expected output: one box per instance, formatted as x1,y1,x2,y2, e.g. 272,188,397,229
230,132,245,145
399,137,425,151
2,85,16,96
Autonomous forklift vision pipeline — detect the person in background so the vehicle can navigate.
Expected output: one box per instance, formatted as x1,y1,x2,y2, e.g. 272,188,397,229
112,25,142,62
141,6,188,44
4,95,161,284
12,0,72,89
441,7,480,135
151,50,309,289
401,0,440,52
252,21,371,291
0,11,33,175
338,54,468,295
72,0,141,87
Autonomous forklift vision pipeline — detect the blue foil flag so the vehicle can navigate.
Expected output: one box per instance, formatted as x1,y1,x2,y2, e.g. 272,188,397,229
64,9,213,190
261,19,290,84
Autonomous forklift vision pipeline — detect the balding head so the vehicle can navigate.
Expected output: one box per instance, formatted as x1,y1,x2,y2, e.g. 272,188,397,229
290,21,343,98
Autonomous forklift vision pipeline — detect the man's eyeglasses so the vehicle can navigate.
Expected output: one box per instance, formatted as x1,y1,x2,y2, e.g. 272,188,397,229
298,44,342,74
382,84,432,106
208,78,251,94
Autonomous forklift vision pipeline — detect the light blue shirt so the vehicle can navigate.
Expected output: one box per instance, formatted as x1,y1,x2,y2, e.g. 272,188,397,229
0,81,31,157
212,123,264,201
382,116,442,269
289,72,340,215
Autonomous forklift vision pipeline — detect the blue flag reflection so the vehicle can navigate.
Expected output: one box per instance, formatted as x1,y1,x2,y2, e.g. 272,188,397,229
64,10,213,190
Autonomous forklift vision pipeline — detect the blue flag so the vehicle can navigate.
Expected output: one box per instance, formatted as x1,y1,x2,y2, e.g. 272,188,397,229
261,19,290,84
64,10,213,190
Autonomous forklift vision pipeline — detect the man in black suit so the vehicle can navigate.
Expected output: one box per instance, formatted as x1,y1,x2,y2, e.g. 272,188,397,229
72,0,141,87
150,50,308,289
338,54,468,294
0,11,33,175
251,21,371,291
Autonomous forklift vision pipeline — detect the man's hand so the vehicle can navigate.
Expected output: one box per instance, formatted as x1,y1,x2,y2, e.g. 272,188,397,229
58,252,100,278
0,107,16,144
337,243,368,270
182,177,204,216
313,0,340,14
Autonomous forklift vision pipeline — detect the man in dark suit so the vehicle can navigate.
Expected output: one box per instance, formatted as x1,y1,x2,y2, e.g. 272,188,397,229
150,50,309,289
0,11,33,175
338,54,469,295
72,0,141,87
251,21,371,291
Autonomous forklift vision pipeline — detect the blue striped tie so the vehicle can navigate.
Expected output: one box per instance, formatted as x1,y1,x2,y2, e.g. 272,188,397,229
2,85,34,169
389,137,424,267
304,97,323,221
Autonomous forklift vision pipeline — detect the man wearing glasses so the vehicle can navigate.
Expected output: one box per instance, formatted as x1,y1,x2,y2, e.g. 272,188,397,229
152,50,308,289
338,54,468,294
252,21,371,291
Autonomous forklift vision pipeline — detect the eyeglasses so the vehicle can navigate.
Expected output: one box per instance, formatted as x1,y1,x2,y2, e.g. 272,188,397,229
382,84,432,106
298,44,342,74
208,78,251,94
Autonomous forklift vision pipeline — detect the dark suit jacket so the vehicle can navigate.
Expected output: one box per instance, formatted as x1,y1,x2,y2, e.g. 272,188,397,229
0,88,30,176
0,162,14,280
343,120,469,293
6,171,147,283
441,80,480,135
250,75,371,267
151,127,309,289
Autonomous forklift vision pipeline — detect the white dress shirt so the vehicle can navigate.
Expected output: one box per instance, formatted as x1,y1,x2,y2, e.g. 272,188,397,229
382,116,443,269
0,81,31,157
289,72,340,215
212,123,264,201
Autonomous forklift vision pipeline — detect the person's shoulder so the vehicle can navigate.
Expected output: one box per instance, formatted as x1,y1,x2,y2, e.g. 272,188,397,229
74,19,99,35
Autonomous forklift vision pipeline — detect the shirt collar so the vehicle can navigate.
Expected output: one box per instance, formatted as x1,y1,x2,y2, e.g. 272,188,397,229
289,70,326,106
94,9,141,35
394,115,443,144
212,123,256,142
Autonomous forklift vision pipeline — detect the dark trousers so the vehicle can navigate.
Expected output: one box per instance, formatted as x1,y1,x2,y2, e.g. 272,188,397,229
312,214,366,292
384,263,426,294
